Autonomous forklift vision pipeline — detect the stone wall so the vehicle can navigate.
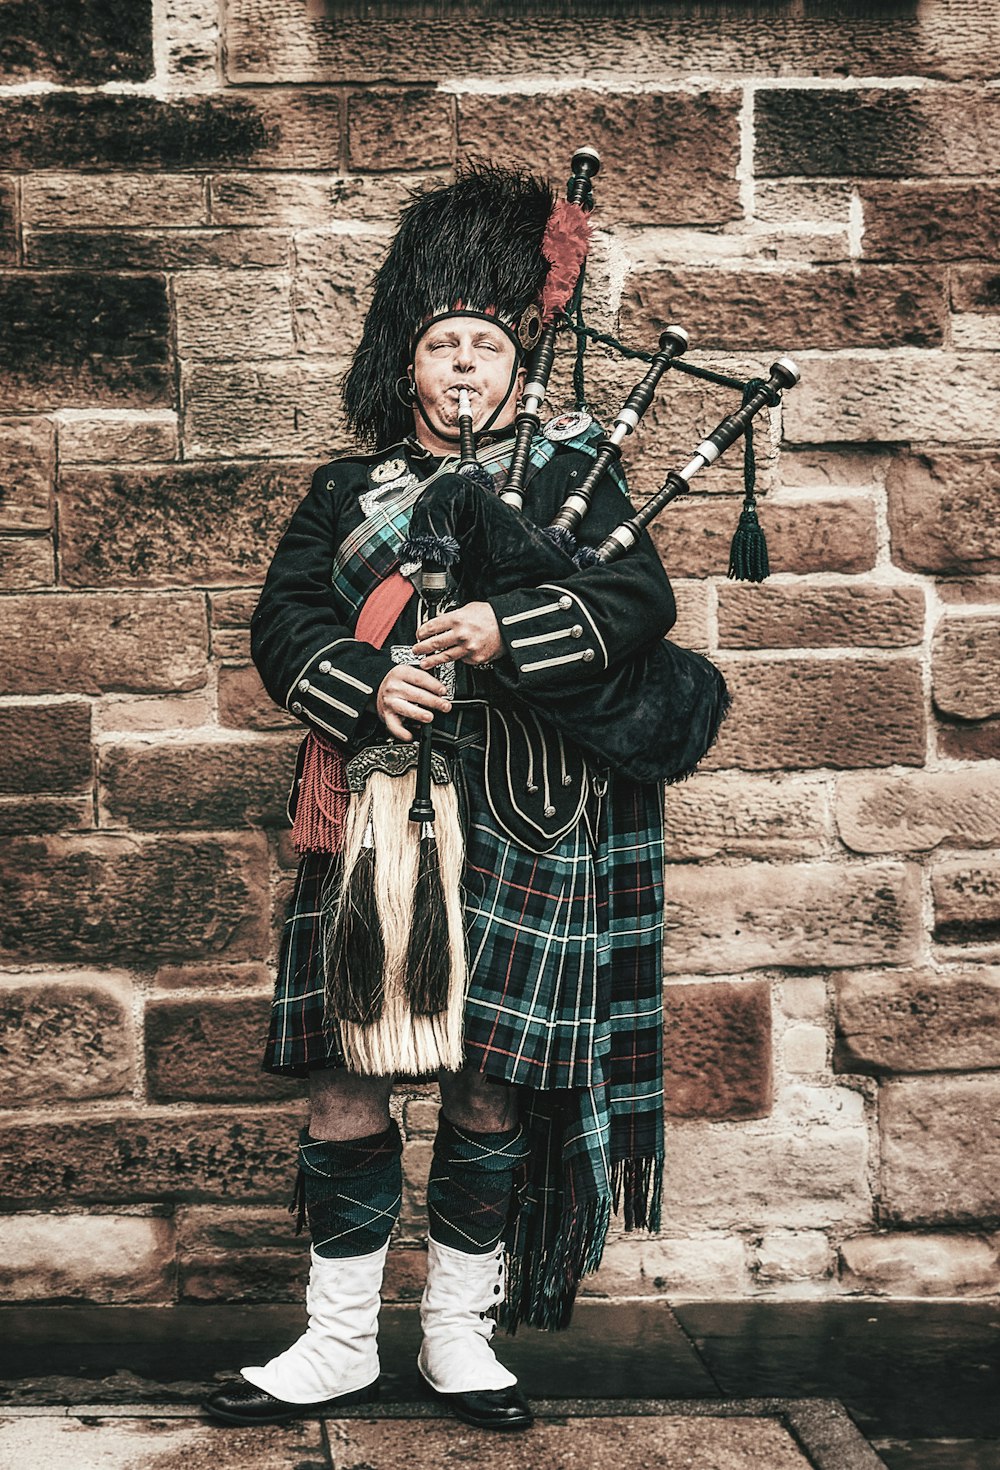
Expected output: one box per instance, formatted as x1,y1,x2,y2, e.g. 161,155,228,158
1,0,998,1308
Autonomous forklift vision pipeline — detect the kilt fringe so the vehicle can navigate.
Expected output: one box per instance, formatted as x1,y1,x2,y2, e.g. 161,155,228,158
498,1148,664,1333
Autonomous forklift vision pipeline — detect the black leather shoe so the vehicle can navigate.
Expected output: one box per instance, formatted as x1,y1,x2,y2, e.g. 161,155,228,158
202,1375,380,1425
418,1372,533,1430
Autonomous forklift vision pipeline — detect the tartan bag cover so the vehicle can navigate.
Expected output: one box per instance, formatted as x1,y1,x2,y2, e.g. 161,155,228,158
264,438,665,1330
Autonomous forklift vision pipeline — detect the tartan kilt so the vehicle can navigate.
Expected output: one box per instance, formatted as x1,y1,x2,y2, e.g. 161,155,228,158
263,742,664,1101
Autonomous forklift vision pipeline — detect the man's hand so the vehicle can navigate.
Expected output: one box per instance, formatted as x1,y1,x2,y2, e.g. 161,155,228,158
376,665,451,742
413,601,502,668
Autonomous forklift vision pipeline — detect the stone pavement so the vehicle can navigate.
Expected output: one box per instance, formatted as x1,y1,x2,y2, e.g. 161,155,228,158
1,1300,997,1469
0,1399,881,1470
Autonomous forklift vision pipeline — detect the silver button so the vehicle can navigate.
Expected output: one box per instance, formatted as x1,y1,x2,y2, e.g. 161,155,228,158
562,775,572,787
291,701,303,714
318,659,332,674
298,678,310,692
526,783,538,794
544,804,556,817
558,595,572,610
571,624,583,638
582,649,595,662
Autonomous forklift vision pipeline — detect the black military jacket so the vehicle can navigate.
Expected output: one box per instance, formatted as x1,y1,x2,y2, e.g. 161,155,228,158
250,431,677,756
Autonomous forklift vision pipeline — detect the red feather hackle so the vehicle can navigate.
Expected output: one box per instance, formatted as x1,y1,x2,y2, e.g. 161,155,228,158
539,200,592,323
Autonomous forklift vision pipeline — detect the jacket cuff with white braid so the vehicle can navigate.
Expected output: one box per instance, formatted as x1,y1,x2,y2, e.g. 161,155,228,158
488,582,607,691
284,638,395,746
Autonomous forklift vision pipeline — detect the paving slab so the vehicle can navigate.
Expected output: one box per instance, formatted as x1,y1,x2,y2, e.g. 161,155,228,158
0,1401,884,1470
324,1412,813,1468
673,1301,1000,1440
0,1413,325,1469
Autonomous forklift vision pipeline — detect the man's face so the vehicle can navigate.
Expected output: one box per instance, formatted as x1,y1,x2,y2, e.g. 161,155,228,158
410,316,524,448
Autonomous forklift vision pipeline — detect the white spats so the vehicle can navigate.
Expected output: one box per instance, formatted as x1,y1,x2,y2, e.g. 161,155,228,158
240,1241,387,1406
418,1235,519,1394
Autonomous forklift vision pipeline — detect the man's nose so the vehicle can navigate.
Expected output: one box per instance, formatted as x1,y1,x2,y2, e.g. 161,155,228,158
452,343,476,371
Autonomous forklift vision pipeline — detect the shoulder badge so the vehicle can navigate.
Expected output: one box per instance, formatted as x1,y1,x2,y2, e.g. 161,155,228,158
543,409,593,442
370,456,408,486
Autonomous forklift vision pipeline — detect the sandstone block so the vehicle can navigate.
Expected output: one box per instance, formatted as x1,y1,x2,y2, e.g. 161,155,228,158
932,861,1000,947
0,592,208,695
382,1247,428,1302
936,576,1000,605
0,419,53,530
664,774,827,860
880,1075,1000,1225
212,589,262,627
754,181,853,228
782,1025,828,1075
780,977,828,1022
0,2,152,84
753,1231,834,1286
0,536,54,588
583,1235,746,1298
95,691,213,736
835,967,1000,1076
663,980,772,1120
667,581,710,652
100,736,299,830
146,995,302,1102
177,1203,309,1251
756,88,1000,178
164,0,219,84
225,0,997,83
211,171,449,225
836,771,1000,855
0,177,15,263
59,460,309,588
0,91,343,172
706,657,925,770
887,448,1000,576
347,89,454,170
403,1098,441,1137
154,962,272,993
23,173,207,229
0,794,93,835
932,614,1000,721
839,1231,1000,1296
951,265,1000,315
662,1119,870,1229
175,270,294,359
0,1106,304,1204
778,446,890,493
662,861,921,975
293,229,390,353
0,699,91,794
458,90,741,227
0,832,269,964
0,971,134,1105
860,182,1000,261
58,411,179,464
0,1215,173,1302
213,629,251,661
937,720,1000,762
399,1137,434,1236
783,354,1000,445
179,1250,307,1302
623,265,945,351
27,228,290,271
218,662,295,731
183,360,345,459
718,583,924,650
653,495,878,579
0,271,170,411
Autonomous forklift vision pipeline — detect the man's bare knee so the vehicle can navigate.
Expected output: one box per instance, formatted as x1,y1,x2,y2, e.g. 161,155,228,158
438,1064,518,1132
307,1069,393,1141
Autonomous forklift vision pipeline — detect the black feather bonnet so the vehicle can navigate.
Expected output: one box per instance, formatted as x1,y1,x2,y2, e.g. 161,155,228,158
343,164,554,451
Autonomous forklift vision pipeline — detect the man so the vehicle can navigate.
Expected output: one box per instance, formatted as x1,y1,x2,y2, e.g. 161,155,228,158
203,165,676,1433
